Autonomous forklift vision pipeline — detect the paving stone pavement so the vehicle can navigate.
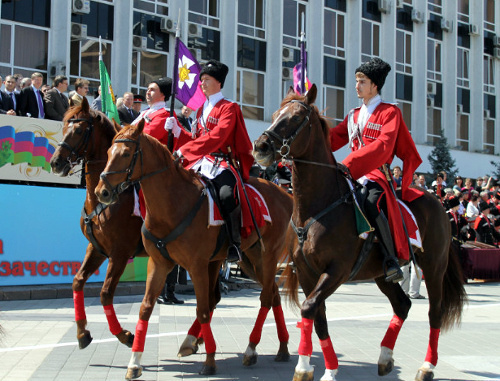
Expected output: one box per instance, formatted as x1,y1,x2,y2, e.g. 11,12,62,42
0,280,499,381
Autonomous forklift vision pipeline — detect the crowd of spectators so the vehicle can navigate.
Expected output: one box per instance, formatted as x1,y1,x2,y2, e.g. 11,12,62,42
409,168,500,247
1,72,145,125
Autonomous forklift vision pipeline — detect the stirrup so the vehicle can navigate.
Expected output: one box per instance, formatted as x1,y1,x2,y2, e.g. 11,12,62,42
227,245,242,263
383,258,404,283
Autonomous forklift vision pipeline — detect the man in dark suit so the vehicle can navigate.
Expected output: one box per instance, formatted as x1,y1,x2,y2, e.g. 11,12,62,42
117,91,139,125
18,72,46,118
2,75,19,115
44,75,69,121
0,75,16,115
177,105,194,132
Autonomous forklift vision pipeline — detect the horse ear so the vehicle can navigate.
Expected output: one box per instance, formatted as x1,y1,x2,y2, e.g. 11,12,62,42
81,96,90,113
136,119,145,135
69,98,74,108
305,84,317,105
287,86,295,96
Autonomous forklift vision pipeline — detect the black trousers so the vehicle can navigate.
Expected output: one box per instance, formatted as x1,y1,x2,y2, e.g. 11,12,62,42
364,180,387,220
211,169,238,214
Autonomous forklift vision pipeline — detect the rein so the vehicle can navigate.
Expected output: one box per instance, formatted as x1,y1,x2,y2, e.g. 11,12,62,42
99,136,169,199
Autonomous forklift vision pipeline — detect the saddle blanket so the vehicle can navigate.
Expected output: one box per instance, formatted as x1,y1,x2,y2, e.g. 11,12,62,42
207,183,272,239
133,183,271,239
349,180,422,258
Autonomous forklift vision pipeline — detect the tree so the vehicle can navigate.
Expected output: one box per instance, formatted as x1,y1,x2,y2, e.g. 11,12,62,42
427,129,457,179
489,161,500,179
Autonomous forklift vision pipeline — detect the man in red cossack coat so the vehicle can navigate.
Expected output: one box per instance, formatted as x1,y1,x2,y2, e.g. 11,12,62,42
329,57,423,282
174,60,254,262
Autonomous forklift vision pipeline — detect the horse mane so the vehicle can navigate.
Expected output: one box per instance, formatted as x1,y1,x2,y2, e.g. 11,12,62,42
280,91,331,149
117,125,199,185
64,105,119,142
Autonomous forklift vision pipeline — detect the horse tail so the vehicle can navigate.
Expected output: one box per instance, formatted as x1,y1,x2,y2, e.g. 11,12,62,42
278,254,300,310
440,242,468,331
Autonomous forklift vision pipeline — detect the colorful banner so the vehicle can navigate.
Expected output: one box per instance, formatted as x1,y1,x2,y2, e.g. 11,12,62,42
175,39,205,111
0,125,15,167
99,42,120,124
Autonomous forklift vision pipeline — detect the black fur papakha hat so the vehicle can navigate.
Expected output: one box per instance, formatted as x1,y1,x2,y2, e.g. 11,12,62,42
152,77,172,101
479,201,491,213
448,196,460,209
355,57,391,92
200,60,229,88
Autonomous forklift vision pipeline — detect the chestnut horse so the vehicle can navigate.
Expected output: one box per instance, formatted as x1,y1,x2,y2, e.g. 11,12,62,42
253,85,467,381
95,121,293,379
50,98,144,349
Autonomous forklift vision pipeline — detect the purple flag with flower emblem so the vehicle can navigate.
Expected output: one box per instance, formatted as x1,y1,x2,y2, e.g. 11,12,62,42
175,39,206,111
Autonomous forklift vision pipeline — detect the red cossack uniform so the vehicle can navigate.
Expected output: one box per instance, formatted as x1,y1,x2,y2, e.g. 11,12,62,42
329,102,423,259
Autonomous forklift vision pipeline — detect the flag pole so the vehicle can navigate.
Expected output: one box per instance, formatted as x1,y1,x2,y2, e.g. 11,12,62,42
168,9,181,152
300,12,305,95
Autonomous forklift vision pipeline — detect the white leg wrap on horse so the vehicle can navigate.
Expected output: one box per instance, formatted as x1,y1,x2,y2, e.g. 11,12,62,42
244,345,257,357
295,354,314,373
421,361,435,371
378,346,394,365
320,368,338,381
182,334,197,347
128,352,142,369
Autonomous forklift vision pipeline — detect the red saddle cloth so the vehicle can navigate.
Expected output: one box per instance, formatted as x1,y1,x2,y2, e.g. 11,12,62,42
208,183,271,239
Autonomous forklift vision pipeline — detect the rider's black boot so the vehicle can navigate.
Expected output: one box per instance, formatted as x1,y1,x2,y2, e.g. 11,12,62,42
226,205,242,263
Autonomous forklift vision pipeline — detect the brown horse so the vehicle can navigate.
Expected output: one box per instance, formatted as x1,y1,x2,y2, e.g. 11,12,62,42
253,85,467,381
95,120,293,379
50,97,144,349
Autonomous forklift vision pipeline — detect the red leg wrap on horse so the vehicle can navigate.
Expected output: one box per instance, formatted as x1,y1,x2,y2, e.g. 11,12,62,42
249,307,270,345
73,291,86,321
424,327,440,366
188,319,202,337
297,317,314,356
197,311,214,339
132,319,149,352
273,305,289,342
103,305,122,335
380,314,404,350
201,323,216,354
320,337,339,370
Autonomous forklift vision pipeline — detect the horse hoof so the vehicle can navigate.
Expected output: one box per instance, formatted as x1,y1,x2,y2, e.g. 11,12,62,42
78,332,93,349
415,368,434,381
199,364,217,375
274,351,290,362
293,370,314,381
243,354,258,366
178,334,199,357
378,358,394,376
125,366,143,380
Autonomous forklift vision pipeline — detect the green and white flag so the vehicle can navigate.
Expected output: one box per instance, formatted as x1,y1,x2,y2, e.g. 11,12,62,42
99,37,120,124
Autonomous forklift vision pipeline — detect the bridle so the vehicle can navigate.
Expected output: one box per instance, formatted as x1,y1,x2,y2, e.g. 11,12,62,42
58,117,95,166
99,136,169,200
263,100,312,161
263,100,338,170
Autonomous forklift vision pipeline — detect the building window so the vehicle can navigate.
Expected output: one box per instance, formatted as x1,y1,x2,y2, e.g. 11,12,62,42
133,0,168,15
427,13,443,41
361,20,380,62
189,0,220,28
325,0,346,12
283,0,307,48
457,48,470,88
323,86,345,124
71,1,114,40
237,36,266,72
457,0,469,23
0,23,49,78
324,7,345,58
399,101,412,133
484,119,495,154
324,56,346,88
1,0,51,27
484,0,495,32
396,73,412,101
396,30,412,74
70,39,112,95
456,114,469,151
188,28,221,62
132,12,170,52
238,0,265,39
236,70,264,120
427,39,442,81
427,0,442,14
362,0,382,22
427,109,442,145
131,51,167,95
